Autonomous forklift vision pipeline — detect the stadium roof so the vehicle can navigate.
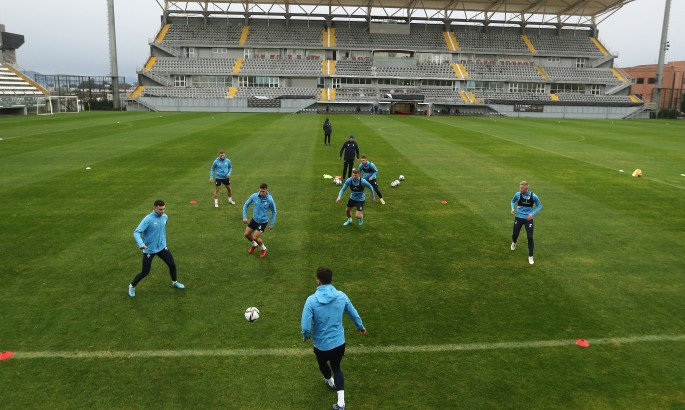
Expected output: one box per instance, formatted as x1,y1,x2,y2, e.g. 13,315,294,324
162,0,635,27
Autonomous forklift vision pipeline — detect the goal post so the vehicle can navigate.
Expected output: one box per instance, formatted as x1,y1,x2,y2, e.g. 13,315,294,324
36,96,80,115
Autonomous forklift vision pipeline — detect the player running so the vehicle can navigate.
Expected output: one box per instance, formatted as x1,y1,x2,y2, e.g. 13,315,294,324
510,181,542,265
358,155,385,205
242,183,277,258
336,169,375,226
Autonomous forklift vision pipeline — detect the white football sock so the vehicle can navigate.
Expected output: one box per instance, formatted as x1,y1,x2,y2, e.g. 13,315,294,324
251,241,258,247
214,198,218,204
260,244,267,250
337,390,345,406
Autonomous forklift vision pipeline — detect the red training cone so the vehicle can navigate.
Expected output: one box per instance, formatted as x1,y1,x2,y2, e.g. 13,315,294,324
0,351,14,361
575,339,590,348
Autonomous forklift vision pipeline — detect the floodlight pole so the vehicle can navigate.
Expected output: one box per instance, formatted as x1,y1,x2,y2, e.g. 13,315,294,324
654,0,671,112
107,0,121,110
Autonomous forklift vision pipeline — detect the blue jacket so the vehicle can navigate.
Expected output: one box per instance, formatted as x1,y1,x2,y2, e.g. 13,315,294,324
511,192,542,219
133,211,168,254
210,157,232,179
301,284,364,351
243,192,277,226
338,177,375,202
358,161,378,180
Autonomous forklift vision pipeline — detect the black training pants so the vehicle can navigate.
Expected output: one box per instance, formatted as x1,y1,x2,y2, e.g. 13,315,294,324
512,217,534,257
342,160,354,179
314,343,346,391
131,248,177,287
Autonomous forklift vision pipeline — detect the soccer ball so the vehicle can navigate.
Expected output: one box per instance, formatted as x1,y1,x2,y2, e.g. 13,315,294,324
334,177,342,186
399,175,405,181
391,180,400,187
244,307,260,322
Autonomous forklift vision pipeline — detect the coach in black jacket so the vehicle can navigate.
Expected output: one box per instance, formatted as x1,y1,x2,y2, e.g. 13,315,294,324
339,134,359,179
323,118,332,146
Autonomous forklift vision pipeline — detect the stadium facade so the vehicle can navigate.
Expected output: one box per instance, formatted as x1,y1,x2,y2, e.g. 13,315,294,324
121,0,643,119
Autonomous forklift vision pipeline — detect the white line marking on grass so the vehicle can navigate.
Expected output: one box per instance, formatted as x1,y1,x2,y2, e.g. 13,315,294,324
11,334,685,360
422,118,685,190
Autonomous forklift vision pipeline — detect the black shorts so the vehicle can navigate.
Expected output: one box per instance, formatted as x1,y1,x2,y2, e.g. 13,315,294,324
346,199,364,211
248,218,267,232
215,178,231,186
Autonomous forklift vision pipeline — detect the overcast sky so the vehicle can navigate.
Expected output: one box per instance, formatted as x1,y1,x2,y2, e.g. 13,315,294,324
1,0,683,82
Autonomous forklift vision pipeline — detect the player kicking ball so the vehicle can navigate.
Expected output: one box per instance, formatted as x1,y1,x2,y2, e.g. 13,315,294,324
242,183,277,258
336,169,375,226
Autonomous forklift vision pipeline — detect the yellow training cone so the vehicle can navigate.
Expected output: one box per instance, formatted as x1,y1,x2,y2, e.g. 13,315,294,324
632,169,642,177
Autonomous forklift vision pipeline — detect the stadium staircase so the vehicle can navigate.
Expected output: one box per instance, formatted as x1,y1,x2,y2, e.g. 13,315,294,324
549,93,560,101
521,35,537,54
227,87,238,98
323,28,336,47
535,66,550,81
605,68,633,95
239,27,250,45
232,58,243,74
443,32,459,51
590,37,610,56
451,63,467,79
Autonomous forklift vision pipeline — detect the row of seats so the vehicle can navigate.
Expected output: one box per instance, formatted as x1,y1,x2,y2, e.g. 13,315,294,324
453,31,529,53
164,25,242,45
235,87,318,98
475,91,552,101
464,63,541,80
147,57,623,86
152,58,236,74
142,86,230,98
160,22,606,57
335,28,447,50
246,26,322,47
555,93,636,103
240,59,321,75
545,67,621,83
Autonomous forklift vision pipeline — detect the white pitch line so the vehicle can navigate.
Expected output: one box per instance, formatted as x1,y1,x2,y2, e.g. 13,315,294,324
10,334,685,360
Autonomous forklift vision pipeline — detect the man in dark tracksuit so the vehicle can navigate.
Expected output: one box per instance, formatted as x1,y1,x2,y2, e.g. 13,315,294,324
323,118,332,146
339,134,359,180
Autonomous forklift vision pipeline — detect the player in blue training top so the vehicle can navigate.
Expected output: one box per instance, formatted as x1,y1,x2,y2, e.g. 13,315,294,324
242,183,277,258
336,168,375,226
210,150,234,207
510,181,542,265
358,155,385,205
128,199,185,297
301,267,366,410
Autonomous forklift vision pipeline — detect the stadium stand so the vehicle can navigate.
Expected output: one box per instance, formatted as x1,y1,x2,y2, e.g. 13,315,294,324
129,2,643,118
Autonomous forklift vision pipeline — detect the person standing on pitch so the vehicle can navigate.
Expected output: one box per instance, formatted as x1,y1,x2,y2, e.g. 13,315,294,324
323,118,332,146
128,200,185,297
242,183,277,258
336,169,375,226
301,267,366,410
510,181,542,265
338,134,359,180
358,155,385,205
210,150,234,207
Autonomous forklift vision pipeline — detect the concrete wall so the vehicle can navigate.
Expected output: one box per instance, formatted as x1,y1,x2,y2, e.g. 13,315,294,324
137,96,316,113
491,103,642,119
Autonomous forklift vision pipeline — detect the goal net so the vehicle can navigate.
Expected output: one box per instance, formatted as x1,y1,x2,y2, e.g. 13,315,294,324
36,96,80,115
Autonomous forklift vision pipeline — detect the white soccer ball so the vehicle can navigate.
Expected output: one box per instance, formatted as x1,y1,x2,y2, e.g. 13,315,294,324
334,177,342,186
399,175,405,181
244,307,260,322
391,180,400,187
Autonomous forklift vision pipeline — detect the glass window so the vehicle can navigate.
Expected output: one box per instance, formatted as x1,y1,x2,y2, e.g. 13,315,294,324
590,84,601,95
648,78,656,84
173,75,187,87
636,78,644,84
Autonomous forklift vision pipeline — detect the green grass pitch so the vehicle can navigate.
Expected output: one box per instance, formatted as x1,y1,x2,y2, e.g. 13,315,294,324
1,112,684,408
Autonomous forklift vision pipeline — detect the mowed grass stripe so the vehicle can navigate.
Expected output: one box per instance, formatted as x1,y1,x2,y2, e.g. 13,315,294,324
12,333,685,359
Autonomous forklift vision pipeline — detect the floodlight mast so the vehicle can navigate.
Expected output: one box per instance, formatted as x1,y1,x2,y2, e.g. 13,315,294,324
107,0,121,110
654,0,671,112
